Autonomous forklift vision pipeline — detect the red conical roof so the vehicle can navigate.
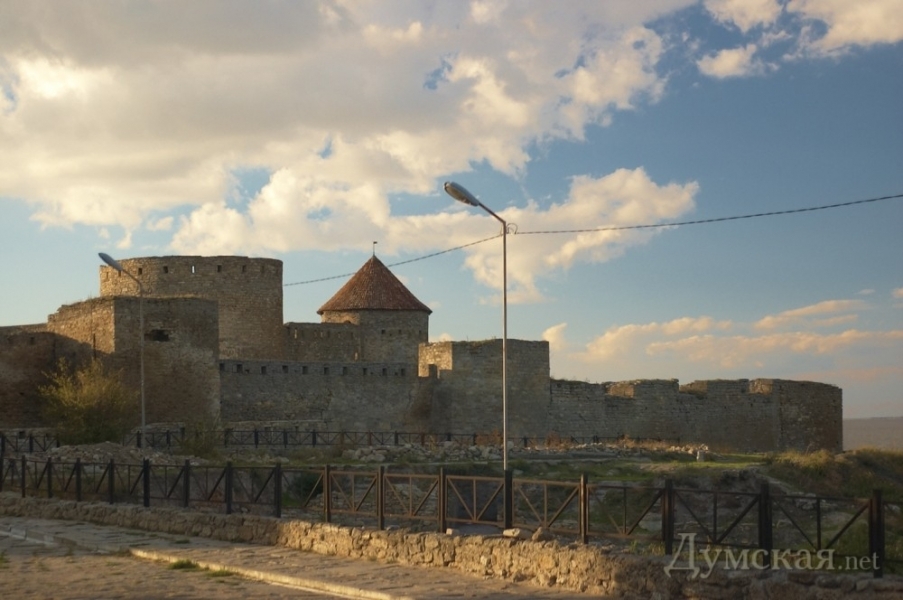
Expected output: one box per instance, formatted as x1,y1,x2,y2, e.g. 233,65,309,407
317,256,432,314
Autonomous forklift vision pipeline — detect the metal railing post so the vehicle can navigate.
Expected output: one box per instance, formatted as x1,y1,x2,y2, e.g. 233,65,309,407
46,458,53,499
758,482,772,567
580,473,588,544
20,456,26,497
108,459,115,504
323,464,332,523
142,459,150,508
662,479,674,555
182,460,191,508
377,465,385,530
438,467,447,533
274,462,283,518
870,489,885,579
75,458,82,502
225,462,233,514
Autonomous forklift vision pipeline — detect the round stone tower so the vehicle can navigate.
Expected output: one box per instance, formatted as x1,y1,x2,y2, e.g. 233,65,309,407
99,256,283,359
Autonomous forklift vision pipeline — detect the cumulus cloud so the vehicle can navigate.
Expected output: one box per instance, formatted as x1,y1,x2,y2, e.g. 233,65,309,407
542,323,569,352
0,1,704,297
579,316,731,362
647,329,903,369
788,0,903,56
754,299,867,330
569,299,902,375
697,44,768,78
704,0,783,33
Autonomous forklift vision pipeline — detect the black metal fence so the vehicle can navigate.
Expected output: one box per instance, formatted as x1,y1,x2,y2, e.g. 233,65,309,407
1,455,897,578
0,430,668,453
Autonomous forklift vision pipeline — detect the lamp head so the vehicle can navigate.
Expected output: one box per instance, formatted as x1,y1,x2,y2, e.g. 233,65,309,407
98,252,124,272
444,181,482,208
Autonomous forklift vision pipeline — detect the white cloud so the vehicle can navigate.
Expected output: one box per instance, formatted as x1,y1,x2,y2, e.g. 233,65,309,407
579,316,731,362
542,323,569,352
647,329,903,368
754,299,867,330
458,168,698,302
147,217,173,232
787,0,903,55
704,0,783,33
893,288,903,299
0,2,677,238
560,293,903,389
697,44,767,78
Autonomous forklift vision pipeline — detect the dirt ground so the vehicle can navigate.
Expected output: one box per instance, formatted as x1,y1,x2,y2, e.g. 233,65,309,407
0,535,341,600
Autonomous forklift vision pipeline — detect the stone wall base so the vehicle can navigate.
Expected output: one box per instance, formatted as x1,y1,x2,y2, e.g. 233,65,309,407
1,494,899,599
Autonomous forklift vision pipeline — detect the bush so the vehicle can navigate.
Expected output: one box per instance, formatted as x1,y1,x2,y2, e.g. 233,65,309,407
40,359,135,445
178,415,224,460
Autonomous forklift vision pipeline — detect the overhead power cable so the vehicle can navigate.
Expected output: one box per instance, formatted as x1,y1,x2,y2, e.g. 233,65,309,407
284,191,902,287
517,192,903,235
283,233,501,287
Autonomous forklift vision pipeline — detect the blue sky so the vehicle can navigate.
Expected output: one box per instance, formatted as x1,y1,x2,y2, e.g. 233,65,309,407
1,1,901,418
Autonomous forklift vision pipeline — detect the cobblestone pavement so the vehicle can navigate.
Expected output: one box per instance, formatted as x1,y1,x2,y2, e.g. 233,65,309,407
0,517,590,599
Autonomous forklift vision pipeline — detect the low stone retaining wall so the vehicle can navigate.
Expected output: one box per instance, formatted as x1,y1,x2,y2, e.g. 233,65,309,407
1,493,900,599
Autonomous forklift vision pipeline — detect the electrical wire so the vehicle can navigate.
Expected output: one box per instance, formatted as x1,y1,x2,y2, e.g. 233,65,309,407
283,233,501,287
283,192,902,287
517,192,903,236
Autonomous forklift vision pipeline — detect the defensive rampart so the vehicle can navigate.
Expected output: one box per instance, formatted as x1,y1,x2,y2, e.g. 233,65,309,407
99,256,283,359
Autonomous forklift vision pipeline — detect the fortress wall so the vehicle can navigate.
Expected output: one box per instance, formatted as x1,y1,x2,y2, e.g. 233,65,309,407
99,256,283,360
219,359,423,430
767,380,843,452
283,322,360,362
133,297,221,423
0,329,58,427
419,340,551,437
47,297,117,358
321,310,428,364
46,297,221,425
547,379,791,451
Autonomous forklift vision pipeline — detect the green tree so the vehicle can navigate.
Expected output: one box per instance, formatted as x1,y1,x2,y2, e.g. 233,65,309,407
40,359,135,445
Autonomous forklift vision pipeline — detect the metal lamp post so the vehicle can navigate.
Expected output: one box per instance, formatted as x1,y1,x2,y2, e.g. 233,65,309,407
443,181,510,471
98,253,146,440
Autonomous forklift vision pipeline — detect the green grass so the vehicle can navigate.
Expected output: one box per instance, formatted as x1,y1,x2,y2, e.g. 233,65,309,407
764,448,903,501
169,559,200,570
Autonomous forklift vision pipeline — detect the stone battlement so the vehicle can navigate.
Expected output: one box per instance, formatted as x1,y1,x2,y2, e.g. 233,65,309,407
0,255,843,452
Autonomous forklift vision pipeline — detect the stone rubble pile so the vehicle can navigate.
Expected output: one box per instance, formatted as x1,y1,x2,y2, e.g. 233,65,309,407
11,438,713,469
341,440,711,464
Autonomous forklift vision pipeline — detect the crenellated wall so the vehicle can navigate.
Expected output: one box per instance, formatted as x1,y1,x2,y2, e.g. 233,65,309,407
0,254,844,452
545,378,840,452
45,296,221,425
219,358,427,430
418,340,551,437
99,256,283,360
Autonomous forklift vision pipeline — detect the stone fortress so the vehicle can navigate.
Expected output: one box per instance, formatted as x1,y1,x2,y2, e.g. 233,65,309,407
0,255,843,452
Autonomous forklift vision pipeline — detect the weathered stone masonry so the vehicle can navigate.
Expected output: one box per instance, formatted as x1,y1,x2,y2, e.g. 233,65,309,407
2,495,898,599
0,255,843,452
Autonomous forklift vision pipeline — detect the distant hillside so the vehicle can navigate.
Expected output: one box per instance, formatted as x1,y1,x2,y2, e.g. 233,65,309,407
844,417,903,451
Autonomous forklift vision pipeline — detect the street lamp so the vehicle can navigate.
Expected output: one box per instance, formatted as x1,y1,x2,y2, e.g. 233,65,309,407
98,253,146,441
443,181,510,471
